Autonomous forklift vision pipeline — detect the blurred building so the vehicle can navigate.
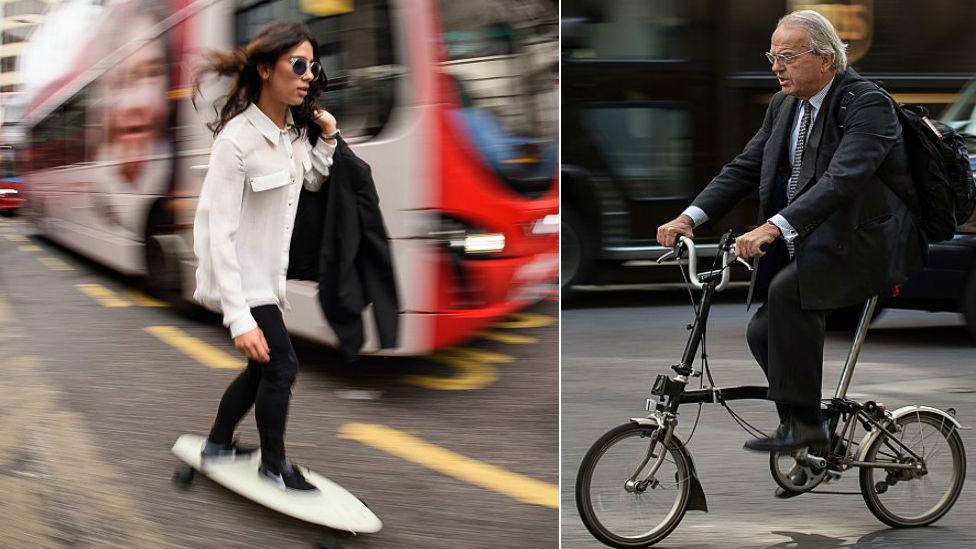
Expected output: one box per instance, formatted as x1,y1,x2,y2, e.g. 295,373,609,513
1,0,59,93
1,0,64,143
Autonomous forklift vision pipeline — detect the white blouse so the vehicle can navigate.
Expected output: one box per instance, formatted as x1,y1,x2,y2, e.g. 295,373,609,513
193,103,336,338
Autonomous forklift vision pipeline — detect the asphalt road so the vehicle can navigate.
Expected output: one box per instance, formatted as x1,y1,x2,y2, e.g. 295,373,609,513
0,216,558,549
563,287,976,549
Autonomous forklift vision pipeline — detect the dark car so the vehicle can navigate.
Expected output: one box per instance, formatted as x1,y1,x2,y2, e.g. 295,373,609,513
872,80,976,341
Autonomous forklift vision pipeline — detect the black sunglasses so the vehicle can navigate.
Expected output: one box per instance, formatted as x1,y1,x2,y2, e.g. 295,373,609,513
289,57,323,80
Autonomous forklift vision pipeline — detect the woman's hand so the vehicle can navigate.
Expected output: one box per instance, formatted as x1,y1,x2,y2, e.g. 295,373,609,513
312,108,337,135
234,327,270,363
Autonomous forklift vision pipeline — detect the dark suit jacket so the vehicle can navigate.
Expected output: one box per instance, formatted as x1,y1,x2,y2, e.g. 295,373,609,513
691,68,924,310
288,136,401,361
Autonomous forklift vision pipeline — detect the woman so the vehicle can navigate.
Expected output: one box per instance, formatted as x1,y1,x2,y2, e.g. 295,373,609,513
191,21,339,492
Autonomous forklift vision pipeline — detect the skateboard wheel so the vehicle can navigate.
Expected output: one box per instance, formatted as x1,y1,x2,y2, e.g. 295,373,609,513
172,466,195,487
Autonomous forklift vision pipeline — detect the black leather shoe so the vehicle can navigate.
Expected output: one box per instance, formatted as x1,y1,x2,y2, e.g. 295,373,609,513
744,420,828,452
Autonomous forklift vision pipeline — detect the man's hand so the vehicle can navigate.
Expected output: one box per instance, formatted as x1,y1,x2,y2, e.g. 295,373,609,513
656,215,696,247
234,327,270,363
735,223,781,260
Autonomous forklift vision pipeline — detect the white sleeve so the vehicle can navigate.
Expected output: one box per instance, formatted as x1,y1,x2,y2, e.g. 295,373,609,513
303,137,337,192
767,214,799,242
204,138,257,338
681,206,709,228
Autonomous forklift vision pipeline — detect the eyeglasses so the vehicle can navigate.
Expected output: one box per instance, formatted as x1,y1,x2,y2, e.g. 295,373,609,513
765,49,814,65
289,56,323,79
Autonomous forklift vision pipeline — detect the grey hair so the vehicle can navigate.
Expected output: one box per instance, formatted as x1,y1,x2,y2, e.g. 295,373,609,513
778,10,848,71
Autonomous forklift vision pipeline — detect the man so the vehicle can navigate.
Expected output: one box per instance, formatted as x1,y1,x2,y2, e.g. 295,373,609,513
656,11,922,452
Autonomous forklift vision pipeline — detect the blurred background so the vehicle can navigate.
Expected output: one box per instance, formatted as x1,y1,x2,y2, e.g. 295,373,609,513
561,1,976,548
0,0,558,547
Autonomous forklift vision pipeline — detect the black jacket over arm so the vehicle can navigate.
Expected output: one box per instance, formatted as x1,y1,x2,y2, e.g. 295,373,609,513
691,68,923,310
288,136,401,361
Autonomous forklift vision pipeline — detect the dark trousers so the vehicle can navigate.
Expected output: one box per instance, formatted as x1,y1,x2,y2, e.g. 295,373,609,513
208,304,298,466
746,259,828,415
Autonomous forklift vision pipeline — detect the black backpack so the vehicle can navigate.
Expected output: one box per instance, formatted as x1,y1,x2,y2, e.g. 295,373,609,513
841,81,976,243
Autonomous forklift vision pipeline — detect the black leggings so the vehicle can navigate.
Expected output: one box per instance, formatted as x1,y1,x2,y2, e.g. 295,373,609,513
208,304,298,467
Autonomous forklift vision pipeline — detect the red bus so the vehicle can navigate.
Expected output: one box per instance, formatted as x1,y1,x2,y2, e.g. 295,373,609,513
21,0,558,354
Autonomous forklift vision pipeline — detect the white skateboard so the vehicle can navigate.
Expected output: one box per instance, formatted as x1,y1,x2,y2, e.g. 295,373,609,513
171,434,381,547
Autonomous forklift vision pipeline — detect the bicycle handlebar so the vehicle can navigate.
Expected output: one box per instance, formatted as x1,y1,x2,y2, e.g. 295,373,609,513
656,232,753,291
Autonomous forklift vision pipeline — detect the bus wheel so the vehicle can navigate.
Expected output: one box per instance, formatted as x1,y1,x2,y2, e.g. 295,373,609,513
562,207,595,301
145,231,183,301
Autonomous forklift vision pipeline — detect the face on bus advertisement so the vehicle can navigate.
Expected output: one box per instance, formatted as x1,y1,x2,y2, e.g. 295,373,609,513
91,6,172,238
100,13,169,179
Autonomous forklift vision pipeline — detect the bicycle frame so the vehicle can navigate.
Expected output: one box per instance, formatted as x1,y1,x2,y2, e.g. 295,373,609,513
642,233,932,479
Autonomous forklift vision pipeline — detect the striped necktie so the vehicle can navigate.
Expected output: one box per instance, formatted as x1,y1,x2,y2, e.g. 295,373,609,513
786,100,812,257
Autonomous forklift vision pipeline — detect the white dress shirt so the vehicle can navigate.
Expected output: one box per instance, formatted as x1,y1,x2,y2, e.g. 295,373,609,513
682,79,834,241
193,103,336,338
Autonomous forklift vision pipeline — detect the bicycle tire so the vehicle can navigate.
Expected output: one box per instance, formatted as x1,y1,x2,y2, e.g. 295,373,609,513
576,423,692,548
860,410,966,527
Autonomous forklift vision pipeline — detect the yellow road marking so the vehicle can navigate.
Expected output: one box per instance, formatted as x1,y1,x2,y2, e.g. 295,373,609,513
5,234,27,242
38,257,73,271
441,346,516,364
75,284,132,308
144,326,242,370
401,352,498,390
125,290,168,307
474,330,538,345
18,245,40,252
338,423,558,508
490,312,554,329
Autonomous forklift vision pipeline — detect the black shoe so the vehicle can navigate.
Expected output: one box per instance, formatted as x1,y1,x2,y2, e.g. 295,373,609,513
744,419,829,452
259,460,319,493
201,438,258,463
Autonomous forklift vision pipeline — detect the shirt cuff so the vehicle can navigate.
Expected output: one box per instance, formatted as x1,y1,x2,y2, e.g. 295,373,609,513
228,312,258,339
768,214,799,242
681,206,709,228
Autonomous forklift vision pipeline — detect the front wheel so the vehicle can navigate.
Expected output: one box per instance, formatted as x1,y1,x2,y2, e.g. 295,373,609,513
576,423,692,548
860,411,966,527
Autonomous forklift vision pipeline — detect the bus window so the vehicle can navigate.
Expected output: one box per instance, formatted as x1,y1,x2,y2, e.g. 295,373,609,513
582,104,692,198
438,0,557,197
562,0,690,60
63,92,88,166
234,0,400,140
32,108,63,171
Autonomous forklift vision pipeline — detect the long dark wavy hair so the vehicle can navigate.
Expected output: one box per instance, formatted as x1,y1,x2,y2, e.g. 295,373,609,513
193,21,325,143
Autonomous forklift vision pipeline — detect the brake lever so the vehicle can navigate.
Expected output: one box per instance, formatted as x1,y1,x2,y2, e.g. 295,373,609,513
656,250,676,264
656,241,685,264
728,243,754,271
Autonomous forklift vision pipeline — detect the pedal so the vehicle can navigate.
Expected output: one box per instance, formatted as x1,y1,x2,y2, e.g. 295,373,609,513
803,454,827,469
823,469,843,483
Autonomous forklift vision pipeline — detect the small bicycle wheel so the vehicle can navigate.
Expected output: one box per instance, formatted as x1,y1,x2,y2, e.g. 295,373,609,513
860,410,966,527
769,451,826,494
576,423,692,548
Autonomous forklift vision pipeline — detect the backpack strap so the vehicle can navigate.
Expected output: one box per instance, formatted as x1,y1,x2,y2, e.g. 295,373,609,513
838,80,883,129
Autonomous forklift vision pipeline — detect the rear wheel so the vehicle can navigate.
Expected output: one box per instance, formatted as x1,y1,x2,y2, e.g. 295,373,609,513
576,423,691,548
860,411,966,527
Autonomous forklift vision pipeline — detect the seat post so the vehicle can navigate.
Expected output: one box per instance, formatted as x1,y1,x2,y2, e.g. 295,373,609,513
834,296,879,400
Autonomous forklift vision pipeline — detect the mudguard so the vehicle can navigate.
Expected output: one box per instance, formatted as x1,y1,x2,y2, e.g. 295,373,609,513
631,417,708,512
856,405,964,462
